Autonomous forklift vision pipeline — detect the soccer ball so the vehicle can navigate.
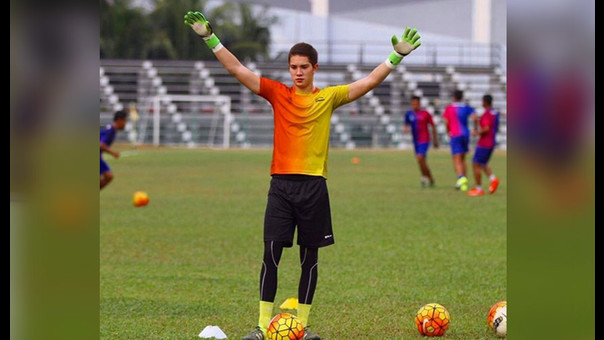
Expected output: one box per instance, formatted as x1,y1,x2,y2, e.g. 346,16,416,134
133,191,149,207
487,301,506,330
414,303,451,337
266,313,305,340
493,306,507,337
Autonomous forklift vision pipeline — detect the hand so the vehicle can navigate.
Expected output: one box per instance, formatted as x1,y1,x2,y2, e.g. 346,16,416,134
112,151,120,159
391,27,421,56
433,142,439,149
184,11,213,38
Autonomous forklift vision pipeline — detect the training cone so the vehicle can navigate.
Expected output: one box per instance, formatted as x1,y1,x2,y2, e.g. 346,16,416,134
198,325,227,339
279,297,299,310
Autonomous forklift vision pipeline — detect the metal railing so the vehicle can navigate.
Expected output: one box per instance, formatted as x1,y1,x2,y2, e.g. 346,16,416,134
269,41,505,69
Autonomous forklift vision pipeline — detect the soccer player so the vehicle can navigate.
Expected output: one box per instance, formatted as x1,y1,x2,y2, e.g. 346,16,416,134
404,95,439,187
100,110,127,190
467,94,500,196
184,11,421,340
442,89,476,191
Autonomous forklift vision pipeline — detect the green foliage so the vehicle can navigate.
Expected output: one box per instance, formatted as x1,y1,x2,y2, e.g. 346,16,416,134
101,148,506,339
101,0,277,60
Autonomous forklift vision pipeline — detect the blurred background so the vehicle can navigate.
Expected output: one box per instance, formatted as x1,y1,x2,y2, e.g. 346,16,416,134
100,0,507,151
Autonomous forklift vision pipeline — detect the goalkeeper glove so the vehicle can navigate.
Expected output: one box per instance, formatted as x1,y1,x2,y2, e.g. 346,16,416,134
184,11,223,52
385,27,422,69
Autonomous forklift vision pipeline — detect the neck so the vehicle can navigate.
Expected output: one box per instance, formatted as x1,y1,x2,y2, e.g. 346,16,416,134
294,83,315,94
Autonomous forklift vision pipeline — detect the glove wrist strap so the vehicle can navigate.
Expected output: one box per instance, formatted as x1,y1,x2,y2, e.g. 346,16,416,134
385,51,404,69
203,34,223,52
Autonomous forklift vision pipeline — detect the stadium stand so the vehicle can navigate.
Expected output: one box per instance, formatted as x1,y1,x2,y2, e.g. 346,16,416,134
100,59,506,150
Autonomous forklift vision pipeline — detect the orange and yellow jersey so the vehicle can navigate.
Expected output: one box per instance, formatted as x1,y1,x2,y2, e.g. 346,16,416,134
258,77,351,178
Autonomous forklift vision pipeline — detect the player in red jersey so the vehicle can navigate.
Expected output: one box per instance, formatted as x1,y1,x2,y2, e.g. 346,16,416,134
404,96,439,187
467,94,500,196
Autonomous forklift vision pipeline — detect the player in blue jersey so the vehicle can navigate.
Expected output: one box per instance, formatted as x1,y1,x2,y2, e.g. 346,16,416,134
100,110,127,190
442,90,477,191
404,95,439,187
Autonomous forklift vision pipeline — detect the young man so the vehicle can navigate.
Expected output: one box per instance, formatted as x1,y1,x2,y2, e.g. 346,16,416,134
184,11,421,340
100,110,127,190
404,95,439,187
467,94,500,196
442,90,476,191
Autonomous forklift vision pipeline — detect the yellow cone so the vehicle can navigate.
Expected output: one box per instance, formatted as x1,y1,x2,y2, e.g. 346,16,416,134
279,297,298,310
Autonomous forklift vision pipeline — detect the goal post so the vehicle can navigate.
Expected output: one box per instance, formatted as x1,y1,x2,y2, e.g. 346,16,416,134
138,94,232,148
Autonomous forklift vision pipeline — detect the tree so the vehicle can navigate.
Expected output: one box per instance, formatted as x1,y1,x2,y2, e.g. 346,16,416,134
101,0,277,61
210,2,277,61
101,0,153,59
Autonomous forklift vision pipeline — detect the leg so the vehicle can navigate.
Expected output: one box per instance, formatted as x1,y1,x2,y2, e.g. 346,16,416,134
417,155,434,185
298,246,319,305
453,154,464,177
243,241,285,339
473,163,482,187
460,152,467,177
298,246,319,338
483,164,493,177
100,171,113,189
260,241,283,303
245,178,297,339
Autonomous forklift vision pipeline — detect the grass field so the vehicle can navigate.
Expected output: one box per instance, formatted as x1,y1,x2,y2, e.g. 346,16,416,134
100,147,506,339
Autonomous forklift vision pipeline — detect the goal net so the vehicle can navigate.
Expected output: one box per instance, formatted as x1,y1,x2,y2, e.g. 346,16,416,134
131,94,232,148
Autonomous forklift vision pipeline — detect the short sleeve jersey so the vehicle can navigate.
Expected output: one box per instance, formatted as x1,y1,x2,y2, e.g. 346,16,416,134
258,77,351,178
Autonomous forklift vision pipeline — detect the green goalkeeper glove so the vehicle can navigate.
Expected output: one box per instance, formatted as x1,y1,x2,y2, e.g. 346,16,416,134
385,27,422,68
184,11,223,51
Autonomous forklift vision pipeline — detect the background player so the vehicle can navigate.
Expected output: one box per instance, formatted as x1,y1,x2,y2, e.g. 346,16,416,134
100,110,127,190
442,89,476,191
404,95,439,187
467,94,500,196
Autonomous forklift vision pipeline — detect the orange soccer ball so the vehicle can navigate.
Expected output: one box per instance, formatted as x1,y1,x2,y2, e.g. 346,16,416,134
487,301,507,330
266,313,305,340
414,303,451,337
132,191,149,207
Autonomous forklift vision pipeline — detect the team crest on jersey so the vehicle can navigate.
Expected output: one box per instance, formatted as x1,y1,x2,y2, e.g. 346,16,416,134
315,96,325,102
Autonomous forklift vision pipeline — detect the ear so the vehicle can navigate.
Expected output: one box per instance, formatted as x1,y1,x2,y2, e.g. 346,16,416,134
313,63,319,72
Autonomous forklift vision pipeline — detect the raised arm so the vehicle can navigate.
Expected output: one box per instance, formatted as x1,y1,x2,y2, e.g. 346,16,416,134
348,28,421,101
184,11,260,94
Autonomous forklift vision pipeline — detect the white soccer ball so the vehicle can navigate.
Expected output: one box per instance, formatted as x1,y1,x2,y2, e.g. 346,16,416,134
493,305,507,337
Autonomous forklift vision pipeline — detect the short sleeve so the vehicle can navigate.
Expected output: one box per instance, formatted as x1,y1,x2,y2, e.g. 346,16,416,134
258,77,287,103
426,112,434,125
329,85,351,109
404,112,411,125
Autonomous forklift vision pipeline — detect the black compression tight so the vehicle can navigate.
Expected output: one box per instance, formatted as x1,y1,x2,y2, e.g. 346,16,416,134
258,241,319,305
298,246,319,305
259,241,283,302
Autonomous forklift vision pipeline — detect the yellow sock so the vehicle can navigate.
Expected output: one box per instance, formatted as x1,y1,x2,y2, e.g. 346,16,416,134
297,303,312,327
258,301,274,332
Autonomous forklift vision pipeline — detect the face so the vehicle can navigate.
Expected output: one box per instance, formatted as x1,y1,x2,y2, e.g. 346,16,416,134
289,55,318,90
411,98,421,111
115,118,127,130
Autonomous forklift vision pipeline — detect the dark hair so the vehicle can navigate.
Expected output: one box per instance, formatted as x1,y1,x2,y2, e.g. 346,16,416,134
113,110,127,121
411,95,421,101
288,42,318,66
453,90,464,100
483,94,493,106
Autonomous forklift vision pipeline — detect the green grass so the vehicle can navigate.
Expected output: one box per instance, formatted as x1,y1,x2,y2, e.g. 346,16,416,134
100,147,506,339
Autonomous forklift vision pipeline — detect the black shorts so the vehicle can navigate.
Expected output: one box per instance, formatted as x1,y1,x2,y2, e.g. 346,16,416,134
264,175,334,248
